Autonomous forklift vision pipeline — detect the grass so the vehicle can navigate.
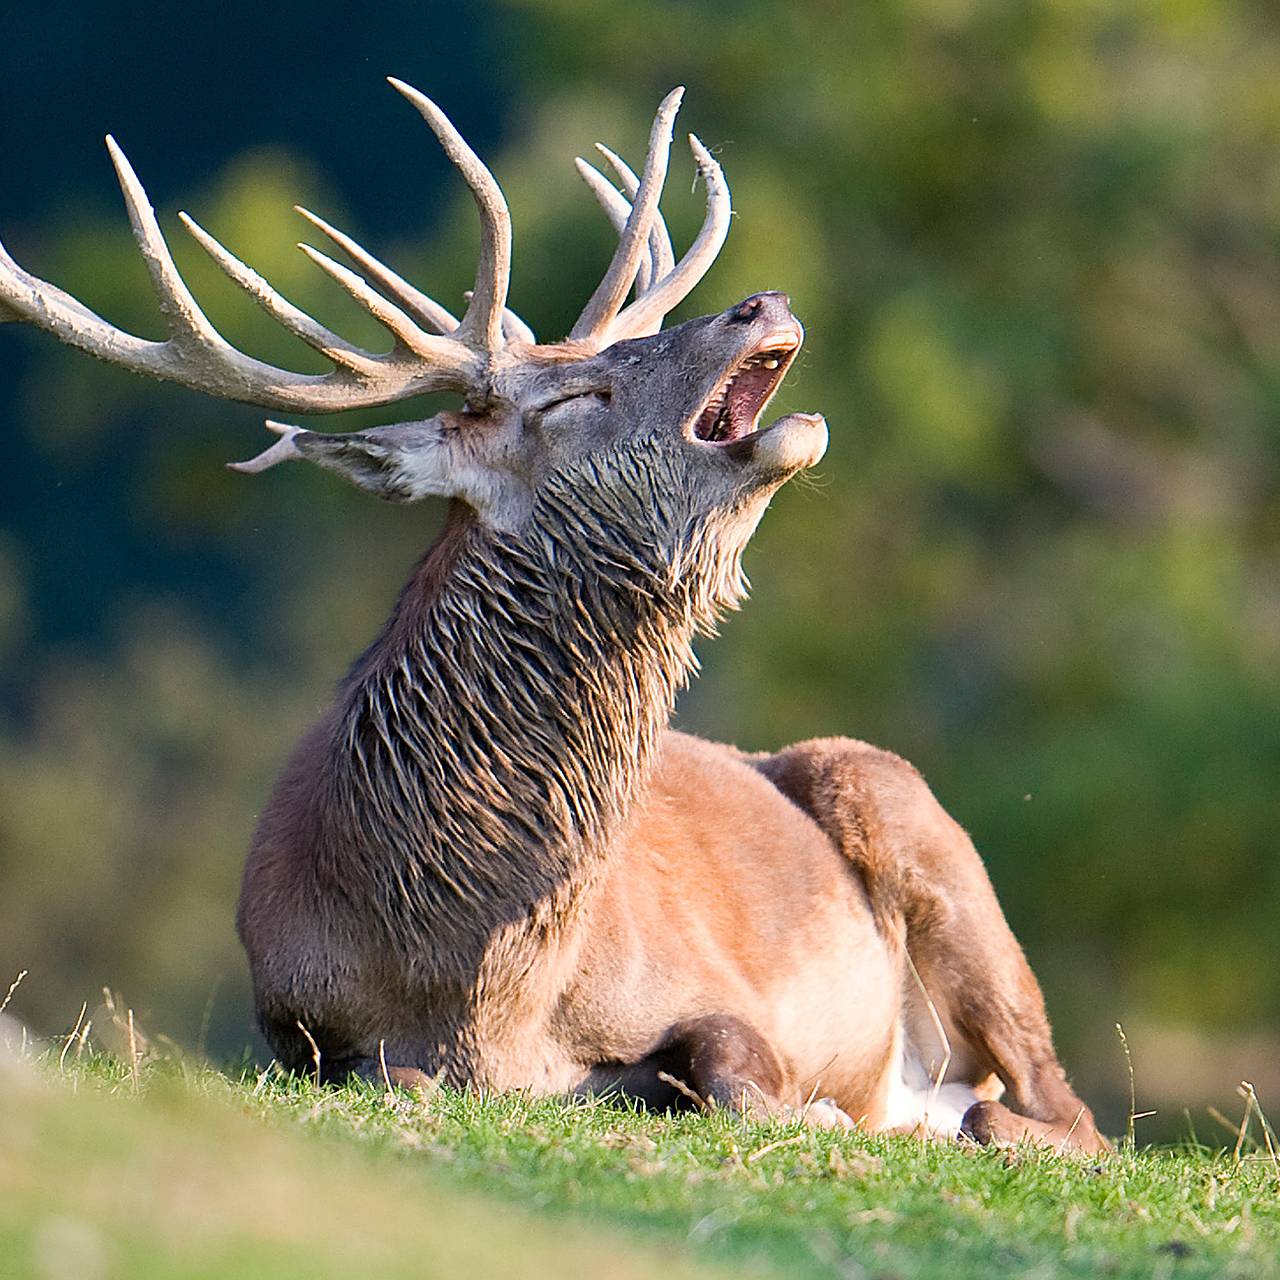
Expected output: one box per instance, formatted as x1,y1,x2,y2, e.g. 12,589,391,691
1,1049,1278,1280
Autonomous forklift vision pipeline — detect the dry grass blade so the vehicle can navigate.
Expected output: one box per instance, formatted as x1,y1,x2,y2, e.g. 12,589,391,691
0,969,28,1017
197,979,221,1061
296,1020,322,1089
798,1078,822,1123
1057,1106,1087,1154
127,1008,140,1094
1207,1105,1254,1149
378,1039,395,1107
251,1061,278,1097
898,926,951,1133
1116,1023,1137,1150
1237,1082,1277,1173
656,1070,707,1111
1232,1085,1256,1165
745,1134,806,1165
59,1002,88,1073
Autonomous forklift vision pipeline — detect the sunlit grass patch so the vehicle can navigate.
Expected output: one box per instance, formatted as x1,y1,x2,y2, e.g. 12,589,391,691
2,1052,1278,1280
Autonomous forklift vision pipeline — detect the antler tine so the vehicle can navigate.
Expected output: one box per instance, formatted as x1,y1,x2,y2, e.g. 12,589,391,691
293,205,459,336
295,241,455,360
227,419,306,473
178,212,378,374
570,87,683,345
574,159,630,242
574,158,655,297
609,134,731,343
387,78,511,353
594,143,675,293
105,136,232,354
501,308,536,345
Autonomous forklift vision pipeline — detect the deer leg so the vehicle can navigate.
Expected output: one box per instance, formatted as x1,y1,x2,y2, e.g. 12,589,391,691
755,738,1108,1153
591,1014,782,1111
588,1013,852,1126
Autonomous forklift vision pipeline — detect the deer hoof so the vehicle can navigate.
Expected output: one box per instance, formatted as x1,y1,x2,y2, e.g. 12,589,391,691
960,1100,1109,1153
960,1100,1059,1147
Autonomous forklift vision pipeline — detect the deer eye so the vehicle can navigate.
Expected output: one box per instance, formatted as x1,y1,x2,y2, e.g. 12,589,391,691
535,388,611,415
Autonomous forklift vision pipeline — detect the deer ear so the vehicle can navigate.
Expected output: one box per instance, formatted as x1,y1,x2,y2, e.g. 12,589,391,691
292,429,423,502
230,418,469,504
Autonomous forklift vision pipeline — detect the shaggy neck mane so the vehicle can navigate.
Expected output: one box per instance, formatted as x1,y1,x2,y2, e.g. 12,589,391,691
321,465,750,954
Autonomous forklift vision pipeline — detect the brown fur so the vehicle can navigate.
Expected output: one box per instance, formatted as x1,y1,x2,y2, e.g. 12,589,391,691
558,732,1105,1147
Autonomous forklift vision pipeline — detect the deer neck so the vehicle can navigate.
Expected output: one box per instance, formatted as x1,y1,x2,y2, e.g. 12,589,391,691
326,479,747,953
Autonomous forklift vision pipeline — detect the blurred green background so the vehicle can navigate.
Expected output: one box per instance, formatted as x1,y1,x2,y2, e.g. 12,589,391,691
2,0,1277,1138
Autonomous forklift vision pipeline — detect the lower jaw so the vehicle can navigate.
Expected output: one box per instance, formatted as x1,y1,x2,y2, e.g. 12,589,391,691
747,413,828,473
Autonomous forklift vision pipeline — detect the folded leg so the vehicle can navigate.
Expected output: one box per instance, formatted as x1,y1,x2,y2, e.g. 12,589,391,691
756,737,1107,1153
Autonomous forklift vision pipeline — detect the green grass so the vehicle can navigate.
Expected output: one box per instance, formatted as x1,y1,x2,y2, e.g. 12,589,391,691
2,1052,1278,1280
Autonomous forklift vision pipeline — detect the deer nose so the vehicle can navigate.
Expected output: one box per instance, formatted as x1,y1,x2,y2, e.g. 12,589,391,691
728,292,792,324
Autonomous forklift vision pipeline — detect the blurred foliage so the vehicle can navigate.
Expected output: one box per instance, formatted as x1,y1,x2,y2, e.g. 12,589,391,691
1,0,1279,1129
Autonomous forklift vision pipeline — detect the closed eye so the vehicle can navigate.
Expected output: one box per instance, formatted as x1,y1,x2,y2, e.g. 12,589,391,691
535,387,612,415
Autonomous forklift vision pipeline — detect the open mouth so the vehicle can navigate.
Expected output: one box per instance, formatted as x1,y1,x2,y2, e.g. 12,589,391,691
691,338,799,445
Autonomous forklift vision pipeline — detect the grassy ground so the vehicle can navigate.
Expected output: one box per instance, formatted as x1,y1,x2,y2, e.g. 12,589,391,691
1,1050,1278,1280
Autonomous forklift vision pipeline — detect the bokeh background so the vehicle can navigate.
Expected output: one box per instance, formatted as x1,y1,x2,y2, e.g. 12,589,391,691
2,0,1277,1139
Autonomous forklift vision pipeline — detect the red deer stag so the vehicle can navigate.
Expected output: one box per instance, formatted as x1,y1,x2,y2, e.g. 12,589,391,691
0,81,1105,1150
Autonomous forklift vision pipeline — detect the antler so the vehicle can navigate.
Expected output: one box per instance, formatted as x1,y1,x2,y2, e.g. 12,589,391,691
572,106,731,346
0,81,517,413
570,88,683,343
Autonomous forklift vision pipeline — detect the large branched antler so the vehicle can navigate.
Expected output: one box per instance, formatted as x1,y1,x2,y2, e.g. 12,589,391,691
0,81,513,412
0,81,733,421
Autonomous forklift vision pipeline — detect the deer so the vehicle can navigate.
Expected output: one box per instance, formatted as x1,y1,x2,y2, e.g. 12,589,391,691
0,80,1107,1152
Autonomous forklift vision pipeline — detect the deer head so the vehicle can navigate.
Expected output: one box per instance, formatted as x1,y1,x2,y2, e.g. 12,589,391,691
0,81,825,591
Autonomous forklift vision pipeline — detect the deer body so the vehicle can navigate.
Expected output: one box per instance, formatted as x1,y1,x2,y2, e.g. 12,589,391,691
237,496,903,1120
4,82,1106,1149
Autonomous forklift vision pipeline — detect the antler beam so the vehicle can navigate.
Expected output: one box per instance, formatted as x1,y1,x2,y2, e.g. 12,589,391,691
387,78,513,353
592,143,675,295
609,135,731,342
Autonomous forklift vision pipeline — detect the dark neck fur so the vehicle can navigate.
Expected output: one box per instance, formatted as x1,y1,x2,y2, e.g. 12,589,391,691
319,469,749,957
